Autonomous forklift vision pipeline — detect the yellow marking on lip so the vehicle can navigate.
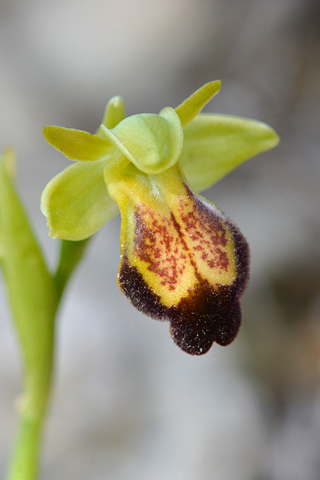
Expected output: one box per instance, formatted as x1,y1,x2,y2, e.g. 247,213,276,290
132,203,197,306
168,187,237,287
109,164,237,308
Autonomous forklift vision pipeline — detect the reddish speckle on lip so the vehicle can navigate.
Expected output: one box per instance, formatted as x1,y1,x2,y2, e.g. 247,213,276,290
133,205,183,291
132,184,234,294
119,215,249,355
118,181,250,355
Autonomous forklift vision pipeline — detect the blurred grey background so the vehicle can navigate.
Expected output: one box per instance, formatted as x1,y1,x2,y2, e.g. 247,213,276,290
0,0,319,479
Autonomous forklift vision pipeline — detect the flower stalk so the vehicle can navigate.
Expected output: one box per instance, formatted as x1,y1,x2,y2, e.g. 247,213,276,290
41,81,279,354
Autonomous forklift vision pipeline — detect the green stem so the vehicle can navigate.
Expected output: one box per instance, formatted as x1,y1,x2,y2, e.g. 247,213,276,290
5,237,91,480
6,333,55,480
54,238,91,303
7,415,45,480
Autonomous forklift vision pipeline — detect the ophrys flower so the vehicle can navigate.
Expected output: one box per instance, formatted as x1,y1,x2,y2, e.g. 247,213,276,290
42,81,279,354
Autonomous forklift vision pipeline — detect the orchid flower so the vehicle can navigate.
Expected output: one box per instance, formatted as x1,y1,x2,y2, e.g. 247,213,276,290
41,81,279,355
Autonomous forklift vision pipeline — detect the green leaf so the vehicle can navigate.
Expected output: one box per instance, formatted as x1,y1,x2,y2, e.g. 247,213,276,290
180,114,280,192
43,126,113,161
41,159,119,240
0,148,16,262
2,146,16,179
100,107,183,175
175,81,221,128
0,157,57,417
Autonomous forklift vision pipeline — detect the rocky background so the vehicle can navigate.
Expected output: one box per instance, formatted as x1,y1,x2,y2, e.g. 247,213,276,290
0,0,319,479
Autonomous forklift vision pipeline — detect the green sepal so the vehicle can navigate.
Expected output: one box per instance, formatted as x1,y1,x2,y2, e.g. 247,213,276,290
175,81,221,128
43,126,113,161
100,107,183,175
180,114,280,192
0,153,57,418
41,159,119,240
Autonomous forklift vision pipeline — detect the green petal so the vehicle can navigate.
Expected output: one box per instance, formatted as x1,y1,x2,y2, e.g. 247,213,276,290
180,114,280,192
100,96,126,130
43,126,113,161
100,107,183,175
175,81,221,128
41,159,119,240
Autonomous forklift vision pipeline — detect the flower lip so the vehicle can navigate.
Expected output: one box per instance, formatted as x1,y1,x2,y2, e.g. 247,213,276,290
114,165,250,355
118,215,249,356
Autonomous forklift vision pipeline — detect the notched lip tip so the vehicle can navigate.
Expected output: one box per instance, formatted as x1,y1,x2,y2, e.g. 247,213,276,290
180,343,213,356
169,326,214,356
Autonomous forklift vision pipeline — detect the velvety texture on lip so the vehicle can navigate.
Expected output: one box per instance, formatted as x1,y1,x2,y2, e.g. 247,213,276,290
117,175,249,355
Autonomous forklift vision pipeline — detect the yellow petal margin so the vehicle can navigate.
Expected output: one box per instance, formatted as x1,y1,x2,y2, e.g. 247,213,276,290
106,164,249,355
